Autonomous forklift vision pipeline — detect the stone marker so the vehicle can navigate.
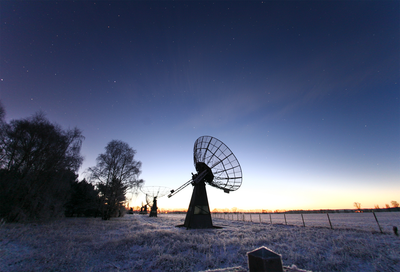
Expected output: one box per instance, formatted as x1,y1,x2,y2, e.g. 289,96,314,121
247,246,284,272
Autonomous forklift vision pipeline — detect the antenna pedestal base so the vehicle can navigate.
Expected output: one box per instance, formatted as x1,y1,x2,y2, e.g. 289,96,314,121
149,200,157,217
183,182,213,229
149,208,157,217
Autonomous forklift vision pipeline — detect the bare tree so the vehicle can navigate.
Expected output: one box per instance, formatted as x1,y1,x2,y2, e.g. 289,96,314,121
0,100,5,121
385,204,390,209
0,101,7,168
391,201,399,208
88,140,144,220
0,112,84,222
2,112,83,174
353,202,361,211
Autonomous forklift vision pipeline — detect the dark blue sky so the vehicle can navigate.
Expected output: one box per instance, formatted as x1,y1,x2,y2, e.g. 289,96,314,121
1,1,399,210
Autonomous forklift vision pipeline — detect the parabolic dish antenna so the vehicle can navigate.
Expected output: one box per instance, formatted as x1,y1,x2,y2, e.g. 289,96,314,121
140,186,170,217
168,136,243,229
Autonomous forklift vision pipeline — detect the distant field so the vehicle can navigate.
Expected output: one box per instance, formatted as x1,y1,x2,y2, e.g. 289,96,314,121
215,212,400,233
1,213,399,271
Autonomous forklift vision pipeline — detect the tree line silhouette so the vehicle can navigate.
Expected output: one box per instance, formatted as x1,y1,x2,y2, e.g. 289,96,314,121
0,101,143,222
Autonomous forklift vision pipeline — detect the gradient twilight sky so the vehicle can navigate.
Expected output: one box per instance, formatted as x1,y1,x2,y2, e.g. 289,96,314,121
1,1,399,211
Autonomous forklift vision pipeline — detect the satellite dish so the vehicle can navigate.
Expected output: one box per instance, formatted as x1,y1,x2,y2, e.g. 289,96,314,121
140,186,170,217
168,136,243,229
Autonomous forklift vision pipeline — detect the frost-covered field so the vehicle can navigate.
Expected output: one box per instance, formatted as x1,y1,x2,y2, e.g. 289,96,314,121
1,213,399,272
217,212,400,233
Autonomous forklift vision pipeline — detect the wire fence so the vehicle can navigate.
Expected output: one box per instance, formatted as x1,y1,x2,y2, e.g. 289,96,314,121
212,211,400,234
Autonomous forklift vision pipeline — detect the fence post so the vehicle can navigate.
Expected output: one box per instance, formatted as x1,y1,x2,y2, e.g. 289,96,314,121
269,214,272,224
284,214,287,225
250,214,253,222
327,213,333,229
259,214,262,223
301,214,305,227
373,212,383,233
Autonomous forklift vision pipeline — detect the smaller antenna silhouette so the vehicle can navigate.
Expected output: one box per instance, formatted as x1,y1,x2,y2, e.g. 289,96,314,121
140,186,170,217
139,202,148,214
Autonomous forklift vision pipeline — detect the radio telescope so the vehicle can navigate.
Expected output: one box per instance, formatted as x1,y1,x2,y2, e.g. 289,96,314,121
140,186,170,217
168,136,242,229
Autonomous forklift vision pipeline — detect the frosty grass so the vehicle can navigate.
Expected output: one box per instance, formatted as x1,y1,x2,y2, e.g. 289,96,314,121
1,212,399,272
